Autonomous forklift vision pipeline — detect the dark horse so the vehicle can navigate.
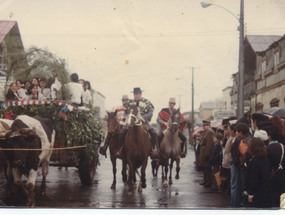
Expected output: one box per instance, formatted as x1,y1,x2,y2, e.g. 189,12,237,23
159,108,183,187
124,103,151,192
106,111,128,189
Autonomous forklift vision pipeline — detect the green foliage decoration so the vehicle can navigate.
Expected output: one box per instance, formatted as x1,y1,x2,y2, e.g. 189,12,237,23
2,103,102,167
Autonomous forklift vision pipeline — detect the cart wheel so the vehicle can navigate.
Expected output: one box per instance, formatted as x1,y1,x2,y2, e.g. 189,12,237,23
78,148,96,186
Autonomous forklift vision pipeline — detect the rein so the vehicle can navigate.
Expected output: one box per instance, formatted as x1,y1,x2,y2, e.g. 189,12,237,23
127,113,142,127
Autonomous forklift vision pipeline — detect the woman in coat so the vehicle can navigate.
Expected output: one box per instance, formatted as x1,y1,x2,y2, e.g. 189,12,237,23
246,138,272,208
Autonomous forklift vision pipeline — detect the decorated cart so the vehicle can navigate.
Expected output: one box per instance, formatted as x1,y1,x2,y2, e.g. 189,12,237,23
0,99,102,186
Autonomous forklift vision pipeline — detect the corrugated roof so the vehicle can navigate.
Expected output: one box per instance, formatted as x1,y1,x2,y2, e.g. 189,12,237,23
246,35,283,53
0,20,18,44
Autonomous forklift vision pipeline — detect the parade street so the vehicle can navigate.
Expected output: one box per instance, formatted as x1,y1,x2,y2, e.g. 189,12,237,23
0,145,229,209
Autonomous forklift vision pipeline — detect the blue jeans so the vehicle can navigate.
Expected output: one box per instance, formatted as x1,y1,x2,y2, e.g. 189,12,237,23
230,164,241,208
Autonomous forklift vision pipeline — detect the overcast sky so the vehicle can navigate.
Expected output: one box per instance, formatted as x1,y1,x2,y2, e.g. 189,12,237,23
1,0,285,118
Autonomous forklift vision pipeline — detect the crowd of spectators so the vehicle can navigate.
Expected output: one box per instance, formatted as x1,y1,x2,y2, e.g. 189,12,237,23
194,112,285,208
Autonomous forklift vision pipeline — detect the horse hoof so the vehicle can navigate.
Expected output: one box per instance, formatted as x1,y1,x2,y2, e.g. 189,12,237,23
133,183,137,189
138,185,142,192
110,184,116,189
127,191,133,196
163,181,168,187
142,183,147,189
175,175,179,180
169,180,173,185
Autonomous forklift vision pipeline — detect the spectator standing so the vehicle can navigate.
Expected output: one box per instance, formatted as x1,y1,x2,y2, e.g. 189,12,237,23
198,120,215,188
230,124,242,208
270,116,285,144
236,123,252,205
264,125,285,207
246,138,272,208
209,133,223,192
221,124,236,196
194,136,202,170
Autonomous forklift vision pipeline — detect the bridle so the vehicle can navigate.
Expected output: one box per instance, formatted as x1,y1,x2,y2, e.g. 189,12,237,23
127,109,142,127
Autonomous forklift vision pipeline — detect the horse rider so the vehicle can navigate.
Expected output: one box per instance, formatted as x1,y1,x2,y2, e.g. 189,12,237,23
115,87,159,158
157,97,187,158
99,95,129,157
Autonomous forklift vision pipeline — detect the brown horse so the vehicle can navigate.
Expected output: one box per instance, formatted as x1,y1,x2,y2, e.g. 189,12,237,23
106,111,128,189
124,103,151,192
159,109,182,187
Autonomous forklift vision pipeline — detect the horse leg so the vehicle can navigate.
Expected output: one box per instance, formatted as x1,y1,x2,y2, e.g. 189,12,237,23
175,157,181,180
121,158,128,185
141,160,148,189
163,161,169,187
169,159,174,185
111,157,116,189
128,164,135,193
161,165,165,181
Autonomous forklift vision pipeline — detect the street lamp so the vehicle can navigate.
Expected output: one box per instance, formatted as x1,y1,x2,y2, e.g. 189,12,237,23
200,1,244,118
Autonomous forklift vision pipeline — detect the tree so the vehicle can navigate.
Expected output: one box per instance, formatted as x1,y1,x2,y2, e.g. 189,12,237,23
2,35,70,99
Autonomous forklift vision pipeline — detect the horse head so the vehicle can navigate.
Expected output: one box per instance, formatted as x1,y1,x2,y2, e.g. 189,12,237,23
107,111,120,133
126,103,142,127
169,108,180,133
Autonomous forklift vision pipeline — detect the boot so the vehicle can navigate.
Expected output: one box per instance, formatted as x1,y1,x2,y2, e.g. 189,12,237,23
99,133,111,157
179,132,187,158
180,141,186,158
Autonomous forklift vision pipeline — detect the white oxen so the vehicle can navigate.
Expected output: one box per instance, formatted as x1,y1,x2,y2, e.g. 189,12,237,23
0,115,55,207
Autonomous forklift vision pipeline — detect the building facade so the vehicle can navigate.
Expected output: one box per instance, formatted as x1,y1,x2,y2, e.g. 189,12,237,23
251,35,285,112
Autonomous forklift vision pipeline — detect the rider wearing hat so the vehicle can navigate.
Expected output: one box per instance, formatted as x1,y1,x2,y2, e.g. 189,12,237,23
115,87,159,158
99,95,129,157
157,97,187,158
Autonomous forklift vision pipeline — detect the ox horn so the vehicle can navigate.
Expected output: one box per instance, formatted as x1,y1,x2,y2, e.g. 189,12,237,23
0,130,9,140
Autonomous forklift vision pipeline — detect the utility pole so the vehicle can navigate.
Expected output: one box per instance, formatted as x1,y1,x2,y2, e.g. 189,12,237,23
237,0,245,118
191,67,195,145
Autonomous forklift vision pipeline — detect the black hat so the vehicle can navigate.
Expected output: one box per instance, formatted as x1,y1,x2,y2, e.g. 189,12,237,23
202,120,210,125
133,87,143,94
252,113,269,122
256,121,273,130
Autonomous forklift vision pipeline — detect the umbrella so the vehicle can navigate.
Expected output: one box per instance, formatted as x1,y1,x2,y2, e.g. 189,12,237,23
262,107,285,119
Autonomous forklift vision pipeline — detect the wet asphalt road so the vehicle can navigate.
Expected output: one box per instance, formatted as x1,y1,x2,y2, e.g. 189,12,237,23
0,145,230,209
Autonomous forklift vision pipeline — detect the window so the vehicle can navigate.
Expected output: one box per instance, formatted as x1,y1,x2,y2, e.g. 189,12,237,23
274,49,280,66
270,98,279,107
261,58,266,73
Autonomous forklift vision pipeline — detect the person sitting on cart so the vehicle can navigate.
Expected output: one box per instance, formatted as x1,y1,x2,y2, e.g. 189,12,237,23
99,95,129,157
67,73,84,107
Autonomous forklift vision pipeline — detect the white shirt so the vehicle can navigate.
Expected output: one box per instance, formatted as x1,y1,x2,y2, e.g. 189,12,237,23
38,88,51,100
67,82,84,104
17,88,27,100
83,89,92,105
50,79,62,100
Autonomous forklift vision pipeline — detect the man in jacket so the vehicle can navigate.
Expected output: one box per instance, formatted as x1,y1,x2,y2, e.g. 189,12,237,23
156,98,187,157
115,87,158,158
198,120,215,187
